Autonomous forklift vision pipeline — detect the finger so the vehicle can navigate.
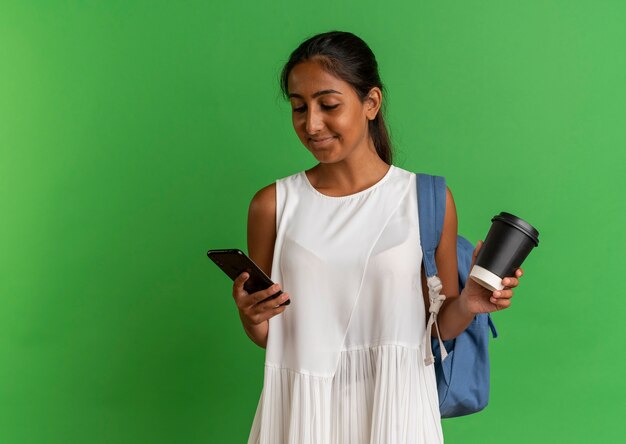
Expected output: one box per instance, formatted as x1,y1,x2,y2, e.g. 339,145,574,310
490,296,512,309
496,299,511,310
256,292,290,312
233,272,249,291
501,277,519,288
249,292,290,320
492,289,513,300
250,283,282,307
232,272,250,303
471,240,483,266
516,268,524,278
255,303,288,323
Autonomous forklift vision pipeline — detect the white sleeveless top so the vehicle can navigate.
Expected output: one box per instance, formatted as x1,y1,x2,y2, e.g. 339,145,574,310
248,165,444,444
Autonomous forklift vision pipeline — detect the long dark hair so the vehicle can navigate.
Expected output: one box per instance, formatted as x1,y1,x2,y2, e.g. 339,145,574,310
280,31,393,165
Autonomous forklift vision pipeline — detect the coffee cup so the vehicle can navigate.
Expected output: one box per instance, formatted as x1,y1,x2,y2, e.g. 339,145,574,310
469,212,539,291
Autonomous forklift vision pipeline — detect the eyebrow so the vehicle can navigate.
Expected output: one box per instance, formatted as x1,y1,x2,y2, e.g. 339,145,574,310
288,89,343,99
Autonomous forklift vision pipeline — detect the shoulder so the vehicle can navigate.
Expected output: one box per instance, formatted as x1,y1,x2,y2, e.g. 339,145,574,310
404,170,457,202
445,185,456,205
247,183,278,274
249,170,304,212
249,182,276,220
444,184,458,224
388,164,413,181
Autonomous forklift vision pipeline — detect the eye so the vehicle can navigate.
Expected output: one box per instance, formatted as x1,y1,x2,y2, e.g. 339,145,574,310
292,104,339,113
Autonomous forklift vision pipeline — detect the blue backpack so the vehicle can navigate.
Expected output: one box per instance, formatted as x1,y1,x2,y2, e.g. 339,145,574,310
415,173,499,418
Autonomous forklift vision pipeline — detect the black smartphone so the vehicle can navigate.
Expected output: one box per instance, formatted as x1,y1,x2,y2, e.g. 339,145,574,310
207,248,290,306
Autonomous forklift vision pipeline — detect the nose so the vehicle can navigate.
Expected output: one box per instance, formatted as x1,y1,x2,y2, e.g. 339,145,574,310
305,108,324,135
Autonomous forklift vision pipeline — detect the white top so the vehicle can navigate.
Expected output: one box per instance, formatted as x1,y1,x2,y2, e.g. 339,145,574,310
248,165,444,444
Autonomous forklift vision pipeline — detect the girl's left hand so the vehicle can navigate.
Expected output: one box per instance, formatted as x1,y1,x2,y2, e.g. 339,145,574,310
460,240,523,315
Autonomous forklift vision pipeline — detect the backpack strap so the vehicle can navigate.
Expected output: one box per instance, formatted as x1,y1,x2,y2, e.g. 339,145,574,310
416,173,449,366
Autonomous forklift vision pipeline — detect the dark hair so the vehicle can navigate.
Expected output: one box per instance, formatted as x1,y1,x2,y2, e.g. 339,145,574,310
280,31,393,165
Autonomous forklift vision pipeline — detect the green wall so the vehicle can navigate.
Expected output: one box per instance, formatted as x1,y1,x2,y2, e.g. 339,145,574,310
1,1,624,442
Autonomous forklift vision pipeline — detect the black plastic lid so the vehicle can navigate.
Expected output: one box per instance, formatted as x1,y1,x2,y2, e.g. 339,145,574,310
491,212,540,246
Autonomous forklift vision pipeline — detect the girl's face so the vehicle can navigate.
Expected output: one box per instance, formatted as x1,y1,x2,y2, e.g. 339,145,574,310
287,60,380,164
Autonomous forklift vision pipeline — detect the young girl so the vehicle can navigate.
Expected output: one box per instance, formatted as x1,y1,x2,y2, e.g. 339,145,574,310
231,31,523,444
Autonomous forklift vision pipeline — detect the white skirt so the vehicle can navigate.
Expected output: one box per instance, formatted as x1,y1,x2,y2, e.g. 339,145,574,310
248,343,444,444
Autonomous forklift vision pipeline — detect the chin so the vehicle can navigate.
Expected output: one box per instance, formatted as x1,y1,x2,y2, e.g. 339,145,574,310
309,150,340,164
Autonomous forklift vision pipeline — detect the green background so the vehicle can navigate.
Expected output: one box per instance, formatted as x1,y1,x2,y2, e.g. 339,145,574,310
1,1,624,442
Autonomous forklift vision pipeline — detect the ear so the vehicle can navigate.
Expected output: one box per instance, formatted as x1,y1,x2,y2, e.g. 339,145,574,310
365,87,383,121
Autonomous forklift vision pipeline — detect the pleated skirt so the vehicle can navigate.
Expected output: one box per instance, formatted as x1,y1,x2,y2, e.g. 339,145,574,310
248,343,444,444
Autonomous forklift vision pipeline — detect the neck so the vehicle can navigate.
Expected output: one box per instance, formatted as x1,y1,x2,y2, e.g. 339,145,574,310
307,151,391,196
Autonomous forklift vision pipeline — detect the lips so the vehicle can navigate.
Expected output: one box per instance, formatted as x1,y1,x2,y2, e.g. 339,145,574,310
309,136,336,147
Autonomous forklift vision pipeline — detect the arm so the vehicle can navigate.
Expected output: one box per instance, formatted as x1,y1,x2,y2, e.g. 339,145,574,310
421,186,523,340
421,186,474,340
231,183,289,349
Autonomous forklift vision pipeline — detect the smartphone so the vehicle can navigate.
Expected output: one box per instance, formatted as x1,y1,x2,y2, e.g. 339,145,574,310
207,248,290,306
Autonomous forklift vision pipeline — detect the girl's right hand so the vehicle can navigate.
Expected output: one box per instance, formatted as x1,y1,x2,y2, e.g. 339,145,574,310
232,272,290,327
